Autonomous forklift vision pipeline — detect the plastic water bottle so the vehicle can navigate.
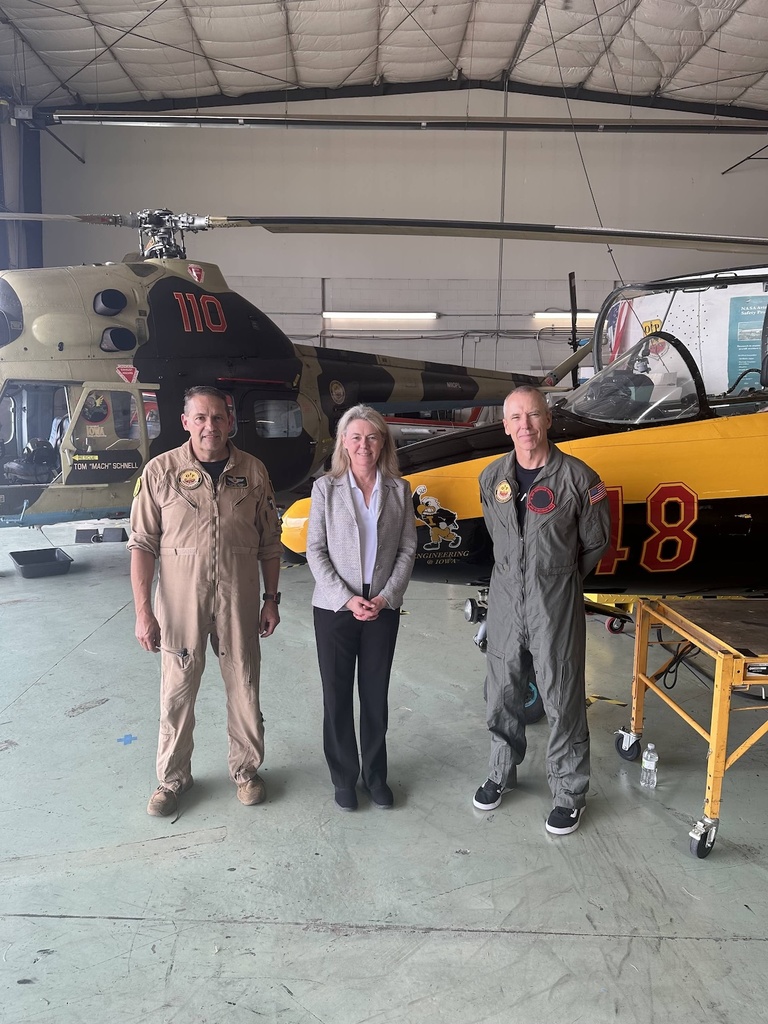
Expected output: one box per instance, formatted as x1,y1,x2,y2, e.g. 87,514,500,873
640,743,659,788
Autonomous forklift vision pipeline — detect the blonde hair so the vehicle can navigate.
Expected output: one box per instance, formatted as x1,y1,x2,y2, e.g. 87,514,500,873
328,404,400,479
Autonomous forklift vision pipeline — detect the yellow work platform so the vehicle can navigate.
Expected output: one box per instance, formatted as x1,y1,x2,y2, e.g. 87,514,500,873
615,598,768,859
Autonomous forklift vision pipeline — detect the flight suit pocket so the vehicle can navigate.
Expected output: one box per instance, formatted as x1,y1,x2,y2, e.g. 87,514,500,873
536,497,578,573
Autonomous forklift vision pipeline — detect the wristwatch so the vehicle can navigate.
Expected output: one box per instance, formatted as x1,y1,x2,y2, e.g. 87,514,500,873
262,592,281,604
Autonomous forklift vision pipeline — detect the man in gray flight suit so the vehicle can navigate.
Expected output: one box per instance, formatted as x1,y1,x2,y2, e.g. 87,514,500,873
472,386,611,835
129,386,282,817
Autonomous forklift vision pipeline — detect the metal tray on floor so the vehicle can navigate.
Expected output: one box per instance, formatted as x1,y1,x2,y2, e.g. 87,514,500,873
9,548,74,578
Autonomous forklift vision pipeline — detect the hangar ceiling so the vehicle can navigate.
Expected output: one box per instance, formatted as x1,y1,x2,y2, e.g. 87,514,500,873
0,0,767,120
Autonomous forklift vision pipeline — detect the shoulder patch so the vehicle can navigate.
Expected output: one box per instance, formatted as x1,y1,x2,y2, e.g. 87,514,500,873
589,480,607,504
133,477,142,498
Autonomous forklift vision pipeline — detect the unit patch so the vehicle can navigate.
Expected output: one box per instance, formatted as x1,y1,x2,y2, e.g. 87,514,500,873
133,477,142,498
494,480,513,503
178,468,203,489
329,380,346,405
224,475,247,487
527,485,556,514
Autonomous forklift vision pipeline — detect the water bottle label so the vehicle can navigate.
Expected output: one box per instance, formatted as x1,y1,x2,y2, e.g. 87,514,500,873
642,756,655,769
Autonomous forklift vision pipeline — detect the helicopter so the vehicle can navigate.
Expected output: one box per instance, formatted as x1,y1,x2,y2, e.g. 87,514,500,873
3,210,768,528
0,209,556,527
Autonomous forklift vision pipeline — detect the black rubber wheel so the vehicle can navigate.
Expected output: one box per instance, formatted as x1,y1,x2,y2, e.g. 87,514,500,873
606,617,625,634
614,734,641,761
524,680,545,724
690,832,715,859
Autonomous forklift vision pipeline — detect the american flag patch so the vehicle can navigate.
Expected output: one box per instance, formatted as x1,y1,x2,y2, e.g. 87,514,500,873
588,481,607,504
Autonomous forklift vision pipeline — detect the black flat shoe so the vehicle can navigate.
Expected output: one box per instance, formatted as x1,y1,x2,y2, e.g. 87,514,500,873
367,783,394,809
334,787,358,811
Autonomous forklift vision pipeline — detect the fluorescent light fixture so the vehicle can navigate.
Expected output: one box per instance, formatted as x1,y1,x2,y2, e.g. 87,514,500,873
322,311,439,320
533,310,597,320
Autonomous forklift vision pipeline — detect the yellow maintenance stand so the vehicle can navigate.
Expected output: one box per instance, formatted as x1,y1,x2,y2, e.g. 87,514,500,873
615,598,768,858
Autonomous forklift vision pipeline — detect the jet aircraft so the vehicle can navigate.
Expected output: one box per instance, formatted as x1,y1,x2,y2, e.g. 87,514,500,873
282,265,768,599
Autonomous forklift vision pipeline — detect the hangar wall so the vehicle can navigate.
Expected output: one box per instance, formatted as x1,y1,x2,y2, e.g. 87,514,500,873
38,89,768,373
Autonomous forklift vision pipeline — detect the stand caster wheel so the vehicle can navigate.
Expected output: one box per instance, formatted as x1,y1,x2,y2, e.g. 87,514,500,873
606,617,625,634
690,828,716,859
614,734,641,761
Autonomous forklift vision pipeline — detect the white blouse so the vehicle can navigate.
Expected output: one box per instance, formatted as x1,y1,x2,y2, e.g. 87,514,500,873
348,469,381,586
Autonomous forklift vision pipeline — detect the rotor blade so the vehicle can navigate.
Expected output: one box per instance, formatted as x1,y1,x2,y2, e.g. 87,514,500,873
0,212,136,226
3,211,767,254
216,216,768,253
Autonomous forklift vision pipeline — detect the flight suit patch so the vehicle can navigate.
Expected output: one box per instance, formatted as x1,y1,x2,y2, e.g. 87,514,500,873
495,480,512,503
527,485,556,514
133,477,142,498
178,468,203,489
225,475,247,487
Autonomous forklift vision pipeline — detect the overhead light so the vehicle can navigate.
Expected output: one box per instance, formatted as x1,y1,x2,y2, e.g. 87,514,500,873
533,310,597,320
322,311,439,320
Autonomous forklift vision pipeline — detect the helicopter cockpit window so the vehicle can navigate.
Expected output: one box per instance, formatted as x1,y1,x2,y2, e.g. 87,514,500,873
253,399,302,438
563,337,701,425
72,390,142,450
0,383,70,484
128,393,161,440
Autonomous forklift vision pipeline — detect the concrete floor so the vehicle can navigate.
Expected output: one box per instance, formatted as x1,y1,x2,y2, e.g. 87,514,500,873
1,520,767,1024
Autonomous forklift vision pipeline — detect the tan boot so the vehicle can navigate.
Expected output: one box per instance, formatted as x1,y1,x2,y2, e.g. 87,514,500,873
236,774,266,806
147,778,193,817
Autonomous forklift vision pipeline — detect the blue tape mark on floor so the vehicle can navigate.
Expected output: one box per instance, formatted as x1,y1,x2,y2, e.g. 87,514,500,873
118,734,138,745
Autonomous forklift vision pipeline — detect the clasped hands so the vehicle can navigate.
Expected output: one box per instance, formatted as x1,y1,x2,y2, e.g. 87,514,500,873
346,594,387,621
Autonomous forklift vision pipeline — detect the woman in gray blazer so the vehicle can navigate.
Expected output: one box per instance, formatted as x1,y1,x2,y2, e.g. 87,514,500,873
306,404,417,811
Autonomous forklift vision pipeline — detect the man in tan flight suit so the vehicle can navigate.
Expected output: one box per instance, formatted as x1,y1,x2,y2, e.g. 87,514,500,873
129,386,282,817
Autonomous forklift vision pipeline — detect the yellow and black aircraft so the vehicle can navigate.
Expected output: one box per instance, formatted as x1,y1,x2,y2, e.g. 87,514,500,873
282,329,768,597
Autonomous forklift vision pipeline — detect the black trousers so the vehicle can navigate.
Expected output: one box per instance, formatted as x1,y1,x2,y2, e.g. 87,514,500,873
313,605,401,789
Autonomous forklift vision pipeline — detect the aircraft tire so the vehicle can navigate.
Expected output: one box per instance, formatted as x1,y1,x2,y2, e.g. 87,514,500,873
524,681,545,724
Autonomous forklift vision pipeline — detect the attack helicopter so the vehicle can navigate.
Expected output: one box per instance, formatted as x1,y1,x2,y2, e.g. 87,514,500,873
3,210,768,529
0,209,547,527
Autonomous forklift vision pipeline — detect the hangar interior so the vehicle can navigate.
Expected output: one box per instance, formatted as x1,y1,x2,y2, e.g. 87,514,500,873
2,2,768,1022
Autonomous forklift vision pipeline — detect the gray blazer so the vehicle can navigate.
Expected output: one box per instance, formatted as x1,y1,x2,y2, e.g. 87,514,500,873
306,473,417,612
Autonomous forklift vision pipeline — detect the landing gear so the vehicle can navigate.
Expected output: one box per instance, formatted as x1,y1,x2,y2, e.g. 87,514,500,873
525,680,544,724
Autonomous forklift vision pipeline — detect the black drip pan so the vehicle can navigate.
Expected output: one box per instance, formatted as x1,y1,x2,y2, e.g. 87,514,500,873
10,548,74,578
